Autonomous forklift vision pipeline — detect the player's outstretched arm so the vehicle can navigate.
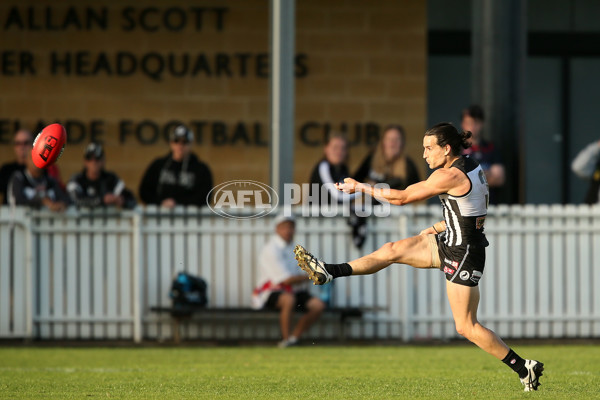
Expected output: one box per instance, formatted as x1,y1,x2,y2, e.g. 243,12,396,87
336,170,461,206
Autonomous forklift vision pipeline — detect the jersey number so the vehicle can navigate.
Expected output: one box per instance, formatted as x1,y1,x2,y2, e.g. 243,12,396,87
479,170,490,209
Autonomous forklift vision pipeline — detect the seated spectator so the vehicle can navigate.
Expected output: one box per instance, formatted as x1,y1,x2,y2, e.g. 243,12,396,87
8,148,68,212
354,124,421,190
139,125,213,208
461,105,505,203
252,214,325,348
571,139,600,204
66,143,137,209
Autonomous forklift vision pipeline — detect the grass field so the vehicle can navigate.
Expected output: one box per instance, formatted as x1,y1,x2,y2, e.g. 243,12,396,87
0,344,599,399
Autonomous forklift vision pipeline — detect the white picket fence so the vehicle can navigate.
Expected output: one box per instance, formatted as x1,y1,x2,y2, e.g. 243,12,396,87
1,204,599,342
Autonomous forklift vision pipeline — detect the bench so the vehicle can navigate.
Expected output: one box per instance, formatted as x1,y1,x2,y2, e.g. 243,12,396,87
150,305,364,344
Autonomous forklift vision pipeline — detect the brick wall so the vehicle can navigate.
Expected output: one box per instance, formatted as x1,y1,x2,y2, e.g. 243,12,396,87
0,0,426,203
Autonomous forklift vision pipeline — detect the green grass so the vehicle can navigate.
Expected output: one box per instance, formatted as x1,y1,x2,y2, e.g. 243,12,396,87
0,344,599,399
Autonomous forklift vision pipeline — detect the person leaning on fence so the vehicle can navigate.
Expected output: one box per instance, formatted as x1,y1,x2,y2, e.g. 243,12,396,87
138,125,213,208
7,144,69,212
354,124,421,191
308,133,355,205
66,143,137,209
308,133,366,248
571,139,600,204
294,123,544,392
252,214,325,348
0,129,64,204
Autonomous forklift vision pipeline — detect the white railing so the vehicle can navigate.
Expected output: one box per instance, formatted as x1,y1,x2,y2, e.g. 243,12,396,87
1,204,599,342
0,207,142,341
0,207,32,339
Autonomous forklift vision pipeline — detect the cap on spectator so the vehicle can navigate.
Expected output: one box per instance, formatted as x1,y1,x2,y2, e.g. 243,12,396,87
84,143,104,160
273,213,295,227
170,125,194,143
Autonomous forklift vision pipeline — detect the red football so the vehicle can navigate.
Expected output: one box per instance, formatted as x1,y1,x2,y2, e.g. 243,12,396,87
31,123,67,169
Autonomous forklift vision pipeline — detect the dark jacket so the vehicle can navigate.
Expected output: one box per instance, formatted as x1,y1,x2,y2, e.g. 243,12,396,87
0,162,24,204
8,169,68,208
67,169,137,209
308,159,352,205
139,152,213,206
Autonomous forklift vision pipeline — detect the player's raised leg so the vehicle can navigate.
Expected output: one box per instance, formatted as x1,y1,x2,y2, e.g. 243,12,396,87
349,234,434,273
295,234,434,285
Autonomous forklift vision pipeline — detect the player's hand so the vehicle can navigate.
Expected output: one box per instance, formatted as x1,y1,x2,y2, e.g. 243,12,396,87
336,177,359,194
419,226,437,236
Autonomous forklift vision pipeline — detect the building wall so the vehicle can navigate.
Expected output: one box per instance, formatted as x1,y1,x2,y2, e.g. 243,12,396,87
427,0,600,204
0,0,427,201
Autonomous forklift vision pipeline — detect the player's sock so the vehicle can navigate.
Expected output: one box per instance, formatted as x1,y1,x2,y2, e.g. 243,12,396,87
324,263,353,278
502,348,528,378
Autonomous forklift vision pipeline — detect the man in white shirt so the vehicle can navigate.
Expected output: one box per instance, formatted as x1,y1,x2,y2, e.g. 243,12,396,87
253,214,325,347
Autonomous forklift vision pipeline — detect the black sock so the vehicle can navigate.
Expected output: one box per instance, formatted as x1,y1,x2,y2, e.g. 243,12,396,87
324,263,353,278
502,348,527,378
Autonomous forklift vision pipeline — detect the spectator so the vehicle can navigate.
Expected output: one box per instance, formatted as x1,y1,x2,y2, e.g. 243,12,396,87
461,105,505,203
354,124,421,190
139,125,213,208
66,143,137,209
252,214,325,348
0,129,31,204
7,147,68,212
307,133,366,248
0,129,65,205
571,139,600,204
308,133,355,206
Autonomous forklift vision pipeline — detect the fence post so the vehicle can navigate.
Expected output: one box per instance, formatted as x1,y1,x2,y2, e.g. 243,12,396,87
132,212,142,343
398,211,413,342
23,209,33,340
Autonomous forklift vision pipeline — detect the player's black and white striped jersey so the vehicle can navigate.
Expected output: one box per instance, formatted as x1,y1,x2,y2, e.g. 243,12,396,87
438,156,489,247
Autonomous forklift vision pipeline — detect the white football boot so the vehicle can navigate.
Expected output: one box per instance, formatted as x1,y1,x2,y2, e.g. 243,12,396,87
520,360,544,392
294,245,332,285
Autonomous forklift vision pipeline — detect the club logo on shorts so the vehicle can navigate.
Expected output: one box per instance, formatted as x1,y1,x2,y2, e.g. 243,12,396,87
459,270,470,280
443,266,455,275
444,258,459,268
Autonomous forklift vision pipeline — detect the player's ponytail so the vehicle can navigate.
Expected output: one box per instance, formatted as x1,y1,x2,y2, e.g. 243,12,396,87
459,130,472,150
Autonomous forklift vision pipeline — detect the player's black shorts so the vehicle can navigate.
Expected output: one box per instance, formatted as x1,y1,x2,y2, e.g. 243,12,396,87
264,290,313,311
434,235,486,287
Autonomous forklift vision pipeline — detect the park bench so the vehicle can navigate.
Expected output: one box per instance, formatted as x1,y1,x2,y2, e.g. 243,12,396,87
150,305,364,344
